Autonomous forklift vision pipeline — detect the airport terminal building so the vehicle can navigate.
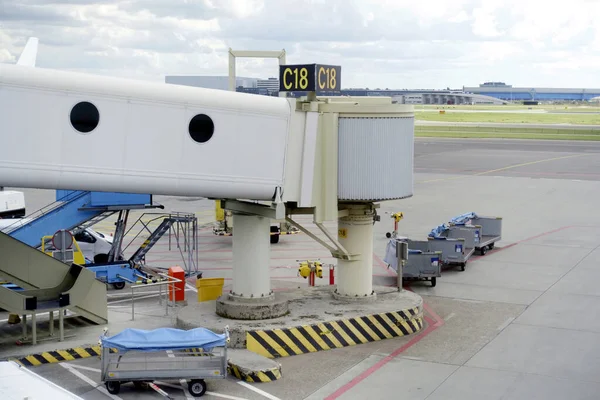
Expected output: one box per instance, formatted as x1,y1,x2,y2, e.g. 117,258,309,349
165,76,600,104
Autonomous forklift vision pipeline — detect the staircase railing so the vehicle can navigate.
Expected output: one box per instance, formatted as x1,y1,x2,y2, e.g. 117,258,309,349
2,191,89,235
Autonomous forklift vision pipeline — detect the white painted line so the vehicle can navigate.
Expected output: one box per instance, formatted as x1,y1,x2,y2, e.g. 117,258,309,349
107,290,162,297
497,317,515,331
60,363,122,400
154,381,184,390
68,364,101,373
108,293,161,304
186,283,198,293
206,391,251,400
400,356,424,361
237,381,282,400
444,312,456,321
166,350,193,399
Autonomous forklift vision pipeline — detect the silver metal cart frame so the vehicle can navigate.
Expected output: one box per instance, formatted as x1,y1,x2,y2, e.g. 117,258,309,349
404,249,442,287
417,237,470,271
100,326,230,397
385,239,440,287
470,216,502,255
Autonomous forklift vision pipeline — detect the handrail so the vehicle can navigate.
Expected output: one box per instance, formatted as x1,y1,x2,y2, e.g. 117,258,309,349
2,191,88,234
130,272,184,320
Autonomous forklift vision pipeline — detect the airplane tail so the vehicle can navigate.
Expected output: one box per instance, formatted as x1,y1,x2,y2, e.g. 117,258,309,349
16,37,39,67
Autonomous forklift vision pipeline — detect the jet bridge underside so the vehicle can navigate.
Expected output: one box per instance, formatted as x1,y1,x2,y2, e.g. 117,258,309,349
0,64,292,200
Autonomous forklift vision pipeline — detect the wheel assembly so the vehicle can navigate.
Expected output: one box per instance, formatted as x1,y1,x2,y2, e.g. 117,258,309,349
105,381,121,395
188,379,207,397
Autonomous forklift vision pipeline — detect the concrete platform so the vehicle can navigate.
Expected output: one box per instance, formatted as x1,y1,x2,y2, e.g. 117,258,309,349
177,285,423,358
227,349,282,382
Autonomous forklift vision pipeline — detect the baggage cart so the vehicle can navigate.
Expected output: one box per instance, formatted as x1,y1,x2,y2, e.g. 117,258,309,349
413,237,470,271
384,239,441,286
404,249,442,287
469,215,502,255
100,326,229,397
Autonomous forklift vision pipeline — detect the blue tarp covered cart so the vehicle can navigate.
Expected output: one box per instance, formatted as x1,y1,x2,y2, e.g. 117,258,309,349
100,326,230,397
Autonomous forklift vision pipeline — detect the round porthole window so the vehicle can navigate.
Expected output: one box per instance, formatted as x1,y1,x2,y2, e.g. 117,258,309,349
70,101,100,133
188,114,214,143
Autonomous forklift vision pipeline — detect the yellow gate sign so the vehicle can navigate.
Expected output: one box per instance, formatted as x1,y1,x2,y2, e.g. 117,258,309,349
338,228,348,239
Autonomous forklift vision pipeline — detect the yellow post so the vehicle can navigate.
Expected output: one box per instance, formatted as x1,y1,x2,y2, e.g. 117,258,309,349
215,200,225,222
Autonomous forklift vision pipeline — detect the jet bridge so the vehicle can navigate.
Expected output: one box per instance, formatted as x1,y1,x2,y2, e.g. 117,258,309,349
0,46,415,321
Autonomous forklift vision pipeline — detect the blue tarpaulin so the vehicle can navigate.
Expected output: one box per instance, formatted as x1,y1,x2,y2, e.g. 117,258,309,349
428,223,449,238
428,212,478,238
101,327,228,352
450,212,477,226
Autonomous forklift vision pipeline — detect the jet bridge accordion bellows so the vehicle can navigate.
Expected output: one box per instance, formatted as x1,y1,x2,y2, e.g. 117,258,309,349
337,116,414,202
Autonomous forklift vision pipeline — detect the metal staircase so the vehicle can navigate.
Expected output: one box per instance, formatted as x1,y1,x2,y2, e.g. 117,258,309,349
70,211,117,236
130,216,189,264
6,190,158,249
122,212,199,274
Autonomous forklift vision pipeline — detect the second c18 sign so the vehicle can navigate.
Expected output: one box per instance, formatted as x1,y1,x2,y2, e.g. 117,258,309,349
279,64,341,93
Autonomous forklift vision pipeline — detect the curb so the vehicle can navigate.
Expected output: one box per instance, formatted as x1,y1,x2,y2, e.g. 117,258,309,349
227,360,282,383
246,306,423,359
8,345,105,367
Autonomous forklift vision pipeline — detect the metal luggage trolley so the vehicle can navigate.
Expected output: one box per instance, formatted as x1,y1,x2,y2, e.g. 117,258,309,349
383,238,441,287
428,219,475,271
100,326,230,397
469,215,503,255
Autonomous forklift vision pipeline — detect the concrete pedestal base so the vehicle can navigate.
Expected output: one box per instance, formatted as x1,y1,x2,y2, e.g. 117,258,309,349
332,288,377,303
215,294,289,320
177,285,423,352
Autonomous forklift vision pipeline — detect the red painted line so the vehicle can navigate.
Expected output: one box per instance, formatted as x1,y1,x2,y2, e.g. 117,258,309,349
324,225,578,399
373,253,396,276
468,224,574,262
324,315,442,400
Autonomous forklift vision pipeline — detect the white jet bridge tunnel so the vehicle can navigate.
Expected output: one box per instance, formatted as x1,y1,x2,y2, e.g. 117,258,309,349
0,61,414,320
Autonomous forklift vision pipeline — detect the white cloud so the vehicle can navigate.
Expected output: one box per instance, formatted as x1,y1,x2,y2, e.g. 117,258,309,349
1,0,600,88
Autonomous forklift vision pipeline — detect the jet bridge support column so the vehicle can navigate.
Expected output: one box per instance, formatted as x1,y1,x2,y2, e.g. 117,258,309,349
230,213,271,299
216,202,289,320
334,204,377,301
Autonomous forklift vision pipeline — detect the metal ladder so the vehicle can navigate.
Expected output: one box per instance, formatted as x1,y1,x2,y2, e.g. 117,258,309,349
70,211,117,236
129,218,178,264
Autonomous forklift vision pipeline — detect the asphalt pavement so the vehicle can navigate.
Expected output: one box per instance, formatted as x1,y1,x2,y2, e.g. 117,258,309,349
5,137,600,400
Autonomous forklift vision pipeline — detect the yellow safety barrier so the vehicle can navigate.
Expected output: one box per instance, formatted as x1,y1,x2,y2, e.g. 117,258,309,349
196,277,225,302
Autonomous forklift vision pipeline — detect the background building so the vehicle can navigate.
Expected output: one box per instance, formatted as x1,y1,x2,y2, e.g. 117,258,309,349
463,82,600,102
164,76,600,104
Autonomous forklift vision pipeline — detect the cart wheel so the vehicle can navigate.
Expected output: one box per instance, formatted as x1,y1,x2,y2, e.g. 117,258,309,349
431,277,437,287
460,263,466,271
489,243,495,249
480,247,487,256
112,282,126,290
386,232,391,238
188,379,207,397
133,381,146,390
106,381,121,395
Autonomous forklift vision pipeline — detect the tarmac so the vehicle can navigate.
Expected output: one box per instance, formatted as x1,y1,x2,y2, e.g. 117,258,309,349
2,137,600,399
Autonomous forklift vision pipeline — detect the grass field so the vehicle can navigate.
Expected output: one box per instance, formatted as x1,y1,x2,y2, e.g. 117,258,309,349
415,125,600,141
415,111,600,125
418,104,600,113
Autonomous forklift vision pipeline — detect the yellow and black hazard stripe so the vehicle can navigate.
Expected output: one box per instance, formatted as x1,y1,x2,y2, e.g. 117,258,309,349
184,348,213,357
246,307,423,359
227,361,282,383
11,345,117,367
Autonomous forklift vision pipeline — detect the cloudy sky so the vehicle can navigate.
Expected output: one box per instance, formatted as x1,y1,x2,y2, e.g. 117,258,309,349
1,0,600,89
